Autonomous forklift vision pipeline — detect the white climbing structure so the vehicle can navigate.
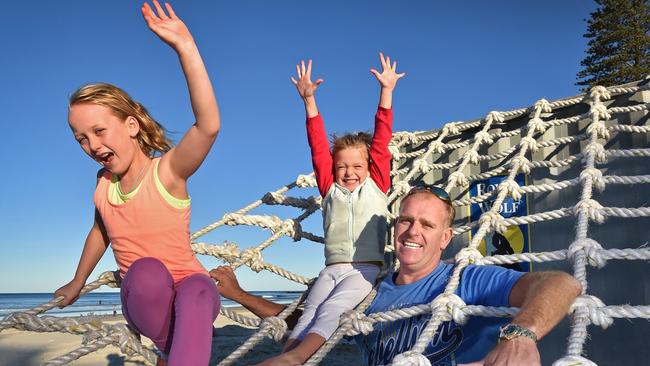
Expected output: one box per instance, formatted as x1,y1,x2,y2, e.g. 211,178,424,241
2,79,649,365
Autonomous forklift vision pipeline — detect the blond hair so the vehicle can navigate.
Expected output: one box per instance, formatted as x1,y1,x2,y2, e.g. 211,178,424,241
331,132,373,160
69,83,172,156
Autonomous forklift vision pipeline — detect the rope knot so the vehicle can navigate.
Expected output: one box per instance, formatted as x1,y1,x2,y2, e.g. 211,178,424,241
260,316,288,342
112,323,142,356
573,199,605,224
395,181,411,196
534,99,552,113
552,355,598,366
464,150,480,165
520,136,538,152
262,191,284,205
99,271,120,289
413,159,432,174
527,116,547,133
240,248,265,272
296,174,317,188
511,156,531,174
222,213,241,226
430,141,446,154
580,168,605,191
486,111,505,124
214,242,240,264
449,171,468,187
388,144,401,159
407,133,420,144
589,85,611,101
479,211,507,233
584,142,607,163
390,350,432,366
589,104,612,122
475,131,493,145
443,122,461,135
586,120,610,139
455,248,484,265
341,310,374,336
281,219,302,241
430,293,468,325
570,295,613,329
499,180,522,201
568,238,606,268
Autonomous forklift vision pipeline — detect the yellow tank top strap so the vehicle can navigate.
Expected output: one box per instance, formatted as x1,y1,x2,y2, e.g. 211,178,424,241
153,159,191,209
107,159,190,208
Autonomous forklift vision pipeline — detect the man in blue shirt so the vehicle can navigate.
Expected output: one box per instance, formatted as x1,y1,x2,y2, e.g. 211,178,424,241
211,188,581,365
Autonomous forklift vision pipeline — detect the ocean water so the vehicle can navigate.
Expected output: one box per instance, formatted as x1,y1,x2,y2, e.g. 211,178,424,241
0,291,302,318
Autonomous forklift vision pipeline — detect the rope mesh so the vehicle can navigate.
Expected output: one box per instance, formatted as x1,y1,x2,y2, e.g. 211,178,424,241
2,79,649,365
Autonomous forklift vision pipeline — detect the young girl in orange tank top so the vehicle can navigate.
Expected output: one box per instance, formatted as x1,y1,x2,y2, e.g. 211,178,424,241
54,2,220,365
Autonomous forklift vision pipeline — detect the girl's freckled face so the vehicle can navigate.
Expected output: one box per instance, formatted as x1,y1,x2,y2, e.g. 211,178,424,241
334,146,369,192
68,103,136,176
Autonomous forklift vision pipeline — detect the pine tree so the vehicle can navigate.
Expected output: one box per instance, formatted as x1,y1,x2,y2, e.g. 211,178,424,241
576,0,650,89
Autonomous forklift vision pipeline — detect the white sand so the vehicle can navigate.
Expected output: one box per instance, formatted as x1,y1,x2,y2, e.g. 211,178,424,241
0,308,361,365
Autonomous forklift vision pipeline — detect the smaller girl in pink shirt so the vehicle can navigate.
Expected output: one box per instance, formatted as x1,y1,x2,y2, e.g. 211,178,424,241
54,2,220,365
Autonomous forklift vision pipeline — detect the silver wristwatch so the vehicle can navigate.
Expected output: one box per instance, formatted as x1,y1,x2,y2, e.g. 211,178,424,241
498,323,538,343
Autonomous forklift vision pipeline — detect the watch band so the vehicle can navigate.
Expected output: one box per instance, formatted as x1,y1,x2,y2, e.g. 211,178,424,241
498,323,538,343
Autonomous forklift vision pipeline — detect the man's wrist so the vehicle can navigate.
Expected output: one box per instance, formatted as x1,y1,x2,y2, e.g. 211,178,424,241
498,323,538,343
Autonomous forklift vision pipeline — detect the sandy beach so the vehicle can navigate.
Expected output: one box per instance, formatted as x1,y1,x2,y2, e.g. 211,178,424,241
0,307,361,366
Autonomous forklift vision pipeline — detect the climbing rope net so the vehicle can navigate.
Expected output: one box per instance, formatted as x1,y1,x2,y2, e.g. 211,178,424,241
2,80,650,365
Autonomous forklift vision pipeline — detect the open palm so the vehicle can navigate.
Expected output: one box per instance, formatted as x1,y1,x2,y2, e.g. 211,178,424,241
370,52,406,90
291,60,324,99
142,0,193,49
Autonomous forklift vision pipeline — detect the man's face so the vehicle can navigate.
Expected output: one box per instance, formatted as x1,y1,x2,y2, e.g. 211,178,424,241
394,192,454,282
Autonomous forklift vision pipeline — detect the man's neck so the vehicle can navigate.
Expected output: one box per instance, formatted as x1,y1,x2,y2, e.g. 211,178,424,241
394,262,442,285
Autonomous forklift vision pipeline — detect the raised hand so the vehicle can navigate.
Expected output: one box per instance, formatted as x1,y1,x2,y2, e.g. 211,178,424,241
370,52,406,91
291,60,324,100
142,1,194,51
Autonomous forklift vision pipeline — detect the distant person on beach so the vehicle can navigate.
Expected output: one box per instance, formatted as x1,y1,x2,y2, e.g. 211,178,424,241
54,2,221,365
211,188,582,365
242,53,404,366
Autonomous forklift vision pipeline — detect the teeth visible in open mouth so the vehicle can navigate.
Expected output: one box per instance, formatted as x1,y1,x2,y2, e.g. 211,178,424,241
403,242,422,249
97,152,113,164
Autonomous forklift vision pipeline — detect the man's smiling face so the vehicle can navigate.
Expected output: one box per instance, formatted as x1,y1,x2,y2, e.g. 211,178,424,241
394,192,454,284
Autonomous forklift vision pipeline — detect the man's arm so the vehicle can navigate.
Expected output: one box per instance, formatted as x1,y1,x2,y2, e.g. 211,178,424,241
210,266,302,328
462,271,582,366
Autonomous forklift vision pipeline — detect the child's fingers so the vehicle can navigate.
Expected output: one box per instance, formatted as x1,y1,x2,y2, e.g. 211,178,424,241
379,52,386,68
392,61,397,71
370,68,380,78
153,0,169,19
314,78,324,86
300,60,306,77
307,59,313,78
385,55,391,70
164,2,178,19
142,2,159,22
295,64,302,78
397,72,406,78
290,76,298,85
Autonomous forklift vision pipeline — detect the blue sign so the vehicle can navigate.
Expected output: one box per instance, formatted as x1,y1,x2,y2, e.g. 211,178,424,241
469,174,531,272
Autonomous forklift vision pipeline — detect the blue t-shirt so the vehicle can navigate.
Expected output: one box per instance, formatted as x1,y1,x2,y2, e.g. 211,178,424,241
355,263,524,366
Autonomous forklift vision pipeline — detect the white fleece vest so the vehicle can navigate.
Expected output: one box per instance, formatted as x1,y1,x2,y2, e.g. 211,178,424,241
321,178,388,265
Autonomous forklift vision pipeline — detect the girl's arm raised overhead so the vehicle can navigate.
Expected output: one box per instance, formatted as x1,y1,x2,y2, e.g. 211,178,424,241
291,59,323,118
142,1,220,187
370,52,405,109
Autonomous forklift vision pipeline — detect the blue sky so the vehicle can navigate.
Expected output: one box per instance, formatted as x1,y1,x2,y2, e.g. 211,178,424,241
0,1,597,293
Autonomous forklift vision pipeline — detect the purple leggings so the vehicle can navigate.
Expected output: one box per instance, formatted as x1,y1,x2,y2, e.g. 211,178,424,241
120,257,220,366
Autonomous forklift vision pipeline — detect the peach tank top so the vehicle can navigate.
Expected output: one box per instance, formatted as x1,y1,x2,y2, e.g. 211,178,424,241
94,158,206,283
